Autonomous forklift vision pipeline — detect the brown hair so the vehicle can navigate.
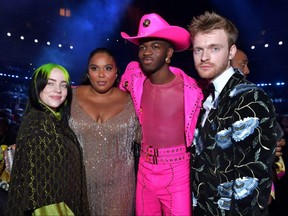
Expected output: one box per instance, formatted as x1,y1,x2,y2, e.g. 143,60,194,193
188,11,238,48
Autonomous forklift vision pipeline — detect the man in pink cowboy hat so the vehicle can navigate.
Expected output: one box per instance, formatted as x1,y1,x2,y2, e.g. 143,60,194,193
119,13,203,215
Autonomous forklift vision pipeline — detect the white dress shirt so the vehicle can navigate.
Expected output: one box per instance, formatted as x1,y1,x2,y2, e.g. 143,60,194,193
201,67,235,127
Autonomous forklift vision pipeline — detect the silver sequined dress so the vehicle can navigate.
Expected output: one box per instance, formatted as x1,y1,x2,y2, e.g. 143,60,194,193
69,89,140,216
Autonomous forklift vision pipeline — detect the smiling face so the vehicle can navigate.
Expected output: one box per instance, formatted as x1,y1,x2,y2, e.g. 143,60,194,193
192,29,236,81
138,39,172,76
39,68,68,110
88,52,118,94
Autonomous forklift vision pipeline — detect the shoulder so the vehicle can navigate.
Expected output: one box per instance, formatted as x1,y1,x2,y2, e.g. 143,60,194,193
125,61,141,71
119,61,145,91
230,82,271,100
20,110,56,133
121,61,145,78
170,66,199,84
114,87,131,103
23,109,49,122
116,87,130,96
17,111,57,146
71,85,90,102
73,85,88,95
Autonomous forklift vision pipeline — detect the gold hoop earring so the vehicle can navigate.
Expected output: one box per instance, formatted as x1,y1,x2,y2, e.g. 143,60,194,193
165,57,171,64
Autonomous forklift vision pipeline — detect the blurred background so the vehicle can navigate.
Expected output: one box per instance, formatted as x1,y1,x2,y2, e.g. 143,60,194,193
0,0,287,114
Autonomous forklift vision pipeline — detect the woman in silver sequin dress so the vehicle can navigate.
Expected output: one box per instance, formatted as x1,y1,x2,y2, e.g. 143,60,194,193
69,48,141,216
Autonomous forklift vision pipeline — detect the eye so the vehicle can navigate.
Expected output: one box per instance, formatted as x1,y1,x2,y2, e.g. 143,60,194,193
152,44,160,50
106,66,113,71
193,48,202,54
211,47,220,52
47,81,54,86
139,45,145,51
90,66,98,71
61,83,68,88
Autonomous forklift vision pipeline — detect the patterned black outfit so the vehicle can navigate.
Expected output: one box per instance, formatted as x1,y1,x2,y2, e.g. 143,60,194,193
192,70,277,215
7,106,90,216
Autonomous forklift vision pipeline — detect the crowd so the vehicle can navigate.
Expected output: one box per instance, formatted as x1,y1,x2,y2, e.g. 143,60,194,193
0,11,287,216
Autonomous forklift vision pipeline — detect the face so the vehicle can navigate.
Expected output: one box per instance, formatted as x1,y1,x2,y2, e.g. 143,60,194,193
39,68,68,110
231,50,250,77
138,39,172,76
88,53,118,94
192,29,236,81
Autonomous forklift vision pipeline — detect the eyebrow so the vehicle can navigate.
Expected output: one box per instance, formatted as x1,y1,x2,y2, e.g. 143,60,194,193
47,78,67,83
193,43,223,49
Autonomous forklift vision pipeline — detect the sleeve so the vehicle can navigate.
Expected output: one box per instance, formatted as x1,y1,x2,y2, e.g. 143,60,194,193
229,89,277,214
32,202,74,216
118,61,140,92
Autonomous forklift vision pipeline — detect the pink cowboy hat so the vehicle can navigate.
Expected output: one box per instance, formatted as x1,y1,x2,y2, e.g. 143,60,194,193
121,13,191,52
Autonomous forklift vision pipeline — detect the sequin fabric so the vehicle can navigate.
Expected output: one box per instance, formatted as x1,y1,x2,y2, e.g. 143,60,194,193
69,94,140,216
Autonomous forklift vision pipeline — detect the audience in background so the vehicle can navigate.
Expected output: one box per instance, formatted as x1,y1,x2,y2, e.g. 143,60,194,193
269,114,288,215
231,49,250,77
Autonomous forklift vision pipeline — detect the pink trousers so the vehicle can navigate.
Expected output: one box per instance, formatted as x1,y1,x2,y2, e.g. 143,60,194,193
136,156,192,216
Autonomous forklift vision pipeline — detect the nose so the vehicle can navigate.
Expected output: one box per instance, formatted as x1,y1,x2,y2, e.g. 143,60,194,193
142,47,152,56
53,84,62,93
244,66,250,75
98,69,105,77
201,50,210,62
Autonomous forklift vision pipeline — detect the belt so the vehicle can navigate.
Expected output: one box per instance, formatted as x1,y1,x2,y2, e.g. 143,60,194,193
141,145,191,164
143,145,189,156
143,152,190,164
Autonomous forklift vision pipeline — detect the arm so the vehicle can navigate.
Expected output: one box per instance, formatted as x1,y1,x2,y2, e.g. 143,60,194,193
229,89,277,214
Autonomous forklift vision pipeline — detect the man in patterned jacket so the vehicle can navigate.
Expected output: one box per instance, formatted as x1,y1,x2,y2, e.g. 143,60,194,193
189,11,277,215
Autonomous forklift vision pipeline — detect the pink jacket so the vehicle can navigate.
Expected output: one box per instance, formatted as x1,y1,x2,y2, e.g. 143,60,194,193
119,61,203,147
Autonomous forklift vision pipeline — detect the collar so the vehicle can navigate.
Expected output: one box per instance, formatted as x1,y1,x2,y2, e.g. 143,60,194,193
211,67,235,100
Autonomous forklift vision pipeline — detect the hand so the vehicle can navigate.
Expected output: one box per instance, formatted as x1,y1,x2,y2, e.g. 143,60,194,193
275,138,285,157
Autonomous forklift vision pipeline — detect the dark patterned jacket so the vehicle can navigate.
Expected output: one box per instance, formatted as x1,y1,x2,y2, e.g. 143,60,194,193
7,107,90,216
192,70,277,216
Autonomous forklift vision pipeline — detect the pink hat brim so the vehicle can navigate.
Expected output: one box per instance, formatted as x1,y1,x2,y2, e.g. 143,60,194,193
121,26,191,52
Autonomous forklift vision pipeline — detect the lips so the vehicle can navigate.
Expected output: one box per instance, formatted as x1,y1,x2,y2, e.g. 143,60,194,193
50,96,62,100
199,63,212,70
142,57,153,65
97,81,107,86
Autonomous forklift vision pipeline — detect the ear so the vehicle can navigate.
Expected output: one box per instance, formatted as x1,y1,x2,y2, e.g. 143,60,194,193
229,45,237,60
167,47,174,59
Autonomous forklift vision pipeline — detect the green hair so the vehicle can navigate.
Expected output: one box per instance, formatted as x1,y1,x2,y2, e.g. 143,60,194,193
33,63,70,89
25,63,73,122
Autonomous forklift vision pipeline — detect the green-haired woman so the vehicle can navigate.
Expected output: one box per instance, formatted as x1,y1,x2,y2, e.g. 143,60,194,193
7,63,90,216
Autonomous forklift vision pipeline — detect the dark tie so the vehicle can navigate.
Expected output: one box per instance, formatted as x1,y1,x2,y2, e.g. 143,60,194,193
204,83,215,101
